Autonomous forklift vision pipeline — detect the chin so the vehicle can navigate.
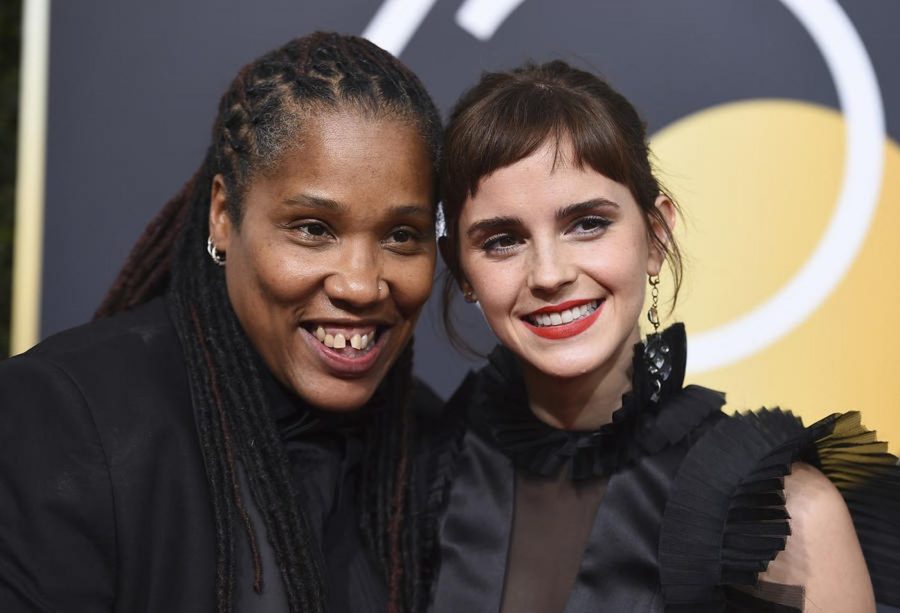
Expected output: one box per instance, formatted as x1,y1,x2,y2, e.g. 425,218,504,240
290,377,380,413
523,350,604,380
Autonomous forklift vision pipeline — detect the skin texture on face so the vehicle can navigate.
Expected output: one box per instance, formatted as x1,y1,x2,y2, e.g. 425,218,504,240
457,140,674,429
209,111,436,412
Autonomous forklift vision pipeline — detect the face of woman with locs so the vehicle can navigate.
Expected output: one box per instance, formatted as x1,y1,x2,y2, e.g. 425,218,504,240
210,111,436,412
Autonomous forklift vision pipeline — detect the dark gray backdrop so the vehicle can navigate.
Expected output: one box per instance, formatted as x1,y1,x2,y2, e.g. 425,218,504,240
42,0,900,399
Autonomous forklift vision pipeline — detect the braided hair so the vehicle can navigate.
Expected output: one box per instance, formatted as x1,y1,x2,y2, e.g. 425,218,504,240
96,32,441,613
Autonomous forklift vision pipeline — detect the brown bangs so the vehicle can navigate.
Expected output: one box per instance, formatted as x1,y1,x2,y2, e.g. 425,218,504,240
442,66,644,214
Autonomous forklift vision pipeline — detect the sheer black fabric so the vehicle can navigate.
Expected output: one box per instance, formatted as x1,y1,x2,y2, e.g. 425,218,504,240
500,472,606,613
429,324,900,613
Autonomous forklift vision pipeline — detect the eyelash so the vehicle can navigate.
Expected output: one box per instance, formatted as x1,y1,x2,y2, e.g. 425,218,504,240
479,216,612,255
294,221,332,240
384,226,428,253
569,215,612,235
481,234,521,255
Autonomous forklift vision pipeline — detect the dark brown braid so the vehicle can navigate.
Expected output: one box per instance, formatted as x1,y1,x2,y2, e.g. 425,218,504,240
96,32,441,613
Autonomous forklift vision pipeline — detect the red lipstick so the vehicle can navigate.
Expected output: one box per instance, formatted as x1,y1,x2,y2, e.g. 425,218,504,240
523,301,603,340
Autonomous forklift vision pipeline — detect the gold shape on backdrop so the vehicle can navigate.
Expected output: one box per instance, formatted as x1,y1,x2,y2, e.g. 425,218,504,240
651,99,899,452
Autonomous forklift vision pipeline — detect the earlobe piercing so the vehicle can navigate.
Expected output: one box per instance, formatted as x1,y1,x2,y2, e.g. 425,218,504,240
207,236,226,266
463,289,477,303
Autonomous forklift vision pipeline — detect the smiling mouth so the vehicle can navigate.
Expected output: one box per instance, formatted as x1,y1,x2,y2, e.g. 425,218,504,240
525,300,602,327
522,299,605,340
301,323,389,377
309,325,378,354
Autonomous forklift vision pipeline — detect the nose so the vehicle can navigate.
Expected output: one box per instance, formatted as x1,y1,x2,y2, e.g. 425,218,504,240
526,240,576,295
323,240,385,308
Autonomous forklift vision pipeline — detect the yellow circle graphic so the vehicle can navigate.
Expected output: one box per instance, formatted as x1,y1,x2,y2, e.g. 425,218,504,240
651,100,900,452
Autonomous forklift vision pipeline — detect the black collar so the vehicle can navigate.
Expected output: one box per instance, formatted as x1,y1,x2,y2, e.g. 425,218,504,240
467,324,703,480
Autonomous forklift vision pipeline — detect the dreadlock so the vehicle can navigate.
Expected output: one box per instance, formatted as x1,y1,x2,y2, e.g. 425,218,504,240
96,32,442,613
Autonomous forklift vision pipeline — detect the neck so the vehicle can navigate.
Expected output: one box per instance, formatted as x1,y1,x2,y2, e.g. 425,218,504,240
521,327,640,431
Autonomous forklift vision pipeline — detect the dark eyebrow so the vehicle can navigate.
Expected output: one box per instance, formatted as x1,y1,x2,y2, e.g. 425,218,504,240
556,198,619,220
390,203,432,219
284,195,430,220
465,215,523,240
283,193,346,211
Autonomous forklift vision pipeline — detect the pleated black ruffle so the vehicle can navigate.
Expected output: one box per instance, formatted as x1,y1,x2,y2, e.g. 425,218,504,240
659,408,900,611
469,324,725,480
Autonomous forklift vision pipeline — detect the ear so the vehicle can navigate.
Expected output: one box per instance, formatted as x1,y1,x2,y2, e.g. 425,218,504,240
209,174,234,252
647,194,677,276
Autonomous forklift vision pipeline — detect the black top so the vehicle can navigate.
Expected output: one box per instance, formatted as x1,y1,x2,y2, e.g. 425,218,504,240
429,325,900,612
0,297,441,612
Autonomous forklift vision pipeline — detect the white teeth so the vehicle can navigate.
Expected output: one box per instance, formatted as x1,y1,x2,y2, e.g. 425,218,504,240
528,300,602,327
312,326,377,351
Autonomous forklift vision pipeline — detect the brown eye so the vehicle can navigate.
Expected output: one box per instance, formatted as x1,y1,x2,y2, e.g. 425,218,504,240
569,216,612,235
392,229,413,243
301,222,328,236
482,233,522,254
384,226,426,254
294,221,334,240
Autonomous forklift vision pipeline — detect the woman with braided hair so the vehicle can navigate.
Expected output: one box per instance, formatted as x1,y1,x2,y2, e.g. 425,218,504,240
0,33,443,612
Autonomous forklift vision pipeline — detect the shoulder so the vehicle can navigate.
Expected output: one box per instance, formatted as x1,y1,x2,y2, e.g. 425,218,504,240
761,462,875,611
4,298,189,414
0,297,194,474
659,408,897,610
24,297,179,369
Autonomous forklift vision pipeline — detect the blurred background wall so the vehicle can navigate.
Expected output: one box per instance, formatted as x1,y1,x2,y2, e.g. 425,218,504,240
0,0,19,355
6,1,900,456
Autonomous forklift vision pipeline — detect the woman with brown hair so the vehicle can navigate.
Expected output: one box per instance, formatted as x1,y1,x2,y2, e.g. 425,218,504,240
0,32,443,613
430,60,900,612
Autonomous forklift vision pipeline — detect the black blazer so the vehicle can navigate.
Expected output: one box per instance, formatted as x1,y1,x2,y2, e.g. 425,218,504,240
0,298,441,612
0,299,218,611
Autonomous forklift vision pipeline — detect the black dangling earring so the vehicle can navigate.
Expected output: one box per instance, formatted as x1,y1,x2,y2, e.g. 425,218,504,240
643,275,671,403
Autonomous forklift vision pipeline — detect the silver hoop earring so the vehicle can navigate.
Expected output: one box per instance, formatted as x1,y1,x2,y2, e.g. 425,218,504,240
207,236,225,266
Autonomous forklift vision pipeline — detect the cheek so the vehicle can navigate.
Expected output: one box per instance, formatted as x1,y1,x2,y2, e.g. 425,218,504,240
388,254,435,314
465,259,521,321
232,241,319,308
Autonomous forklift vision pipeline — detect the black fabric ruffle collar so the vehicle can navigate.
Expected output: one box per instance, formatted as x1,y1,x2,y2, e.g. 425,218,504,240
467,324,721,480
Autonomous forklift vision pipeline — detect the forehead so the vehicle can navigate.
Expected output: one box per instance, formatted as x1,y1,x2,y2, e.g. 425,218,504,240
246,111,434,214
462,141,634,219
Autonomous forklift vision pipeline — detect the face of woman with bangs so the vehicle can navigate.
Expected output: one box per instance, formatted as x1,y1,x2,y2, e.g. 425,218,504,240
455,138,674,385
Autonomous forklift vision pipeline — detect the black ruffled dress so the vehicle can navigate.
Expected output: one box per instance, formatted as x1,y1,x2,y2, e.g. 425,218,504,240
429,324,900,612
